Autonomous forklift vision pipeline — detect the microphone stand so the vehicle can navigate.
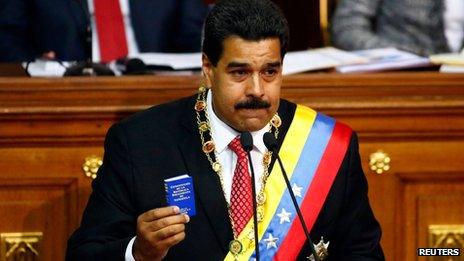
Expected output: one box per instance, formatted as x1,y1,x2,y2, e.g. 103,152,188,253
240,132,260,261
263,133,320,261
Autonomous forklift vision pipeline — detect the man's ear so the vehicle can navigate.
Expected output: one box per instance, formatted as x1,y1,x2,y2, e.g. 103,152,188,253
202,53,214,87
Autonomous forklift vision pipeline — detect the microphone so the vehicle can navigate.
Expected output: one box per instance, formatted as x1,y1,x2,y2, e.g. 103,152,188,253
263,133,320,261
117,58,150,75
63,61,115,76
240,132,260,261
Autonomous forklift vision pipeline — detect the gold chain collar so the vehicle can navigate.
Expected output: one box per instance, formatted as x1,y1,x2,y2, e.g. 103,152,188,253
194,85,282,257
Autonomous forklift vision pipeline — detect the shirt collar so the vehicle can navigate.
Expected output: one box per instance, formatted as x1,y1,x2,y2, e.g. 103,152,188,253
206,89,270,154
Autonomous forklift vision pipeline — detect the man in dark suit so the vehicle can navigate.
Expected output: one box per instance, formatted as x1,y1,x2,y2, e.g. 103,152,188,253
0,0,209,62
331,0,463,56
67,0,384,260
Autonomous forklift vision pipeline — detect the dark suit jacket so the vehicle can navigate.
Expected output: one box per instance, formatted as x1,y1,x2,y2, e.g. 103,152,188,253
0,0,208,62
66,95,384,260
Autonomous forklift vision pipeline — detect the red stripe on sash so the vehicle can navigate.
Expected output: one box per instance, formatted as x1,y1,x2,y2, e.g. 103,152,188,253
275,122,352,260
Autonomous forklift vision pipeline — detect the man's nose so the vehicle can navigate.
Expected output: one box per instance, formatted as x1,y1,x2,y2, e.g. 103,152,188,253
246,73,264,97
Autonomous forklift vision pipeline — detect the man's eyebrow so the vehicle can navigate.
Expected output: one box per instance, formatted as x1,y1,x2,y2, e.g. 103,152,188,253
226,62,249,69
265,61,282,68
226,61,282,69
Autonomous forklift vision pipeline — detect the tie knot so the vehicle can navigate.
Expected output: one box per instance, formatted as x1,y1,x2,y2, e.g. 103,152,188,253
228,136,247,159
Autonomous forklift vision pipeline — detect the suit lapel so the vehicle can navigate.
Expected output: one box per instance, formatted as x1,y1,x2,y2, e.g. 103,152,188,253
177,97,233,253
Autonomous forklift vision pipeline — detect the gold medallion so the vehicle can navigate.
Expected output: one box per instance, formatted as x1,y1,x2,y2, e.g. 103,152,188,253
271,114,282,128
309,237,330,261
247,230,255,240
262,152,272,166
195,100,206,111
229,240,243,255
212,161,222,172
198,84,207,93
257,206,265,222
257,192,266,205
202,140,215,153
198,121,209,132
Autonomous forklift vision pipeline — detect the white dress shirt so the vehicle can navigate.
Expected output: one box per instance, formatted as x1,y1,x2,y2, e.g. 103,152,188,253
444,0,464,52
124,90,271,260
206,89,270,202
87,0,140,62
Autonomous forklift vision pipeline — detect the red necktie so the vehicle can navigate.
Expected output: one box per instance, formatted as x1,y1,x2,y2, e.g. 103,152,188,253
228,136,253,236
94,0,128,63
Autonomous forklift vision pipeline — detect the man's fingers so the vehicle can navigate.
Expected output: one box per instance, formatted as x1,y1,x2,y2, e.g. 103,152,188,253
153,224,186,241
140,206,180,222
155,231,186,250
135,207,189,257
150,214,189,230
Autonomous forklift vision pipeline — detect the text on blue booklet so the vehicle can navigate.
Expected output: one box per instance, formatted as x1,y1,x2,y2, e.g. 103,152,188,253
164,174,196,216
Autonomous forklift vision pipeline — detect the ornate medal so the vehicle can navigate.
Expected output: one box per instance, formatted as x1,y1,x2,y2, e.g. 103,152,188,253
257,206,265,222
257,192,266,205
212,161,222,172
262,151,272,166
195,100,206,111
271,114,282,128
198,121,209,132
198,84,207,93
202,140,215,153
229,240,243,255
308,237,330,261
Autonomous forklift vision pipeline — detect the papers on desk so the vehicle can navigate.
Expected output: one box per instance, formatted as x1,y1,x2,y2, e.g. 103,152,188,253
136,52,202,70
282,47,367,75
439,65,464,73
430,53,464,66
335,48,431,73
136,48,369,74
430,51,464,72
21,48,440,77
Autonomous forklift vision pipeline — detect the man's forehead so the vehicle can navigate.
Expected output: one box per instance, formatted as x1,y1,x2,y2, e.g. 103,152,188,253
219,36,282,65
222,36,281,51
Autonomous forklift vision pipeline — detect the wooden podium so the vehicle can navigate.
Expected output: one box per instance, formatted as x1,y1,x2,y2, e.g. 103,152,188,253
1,73,463,260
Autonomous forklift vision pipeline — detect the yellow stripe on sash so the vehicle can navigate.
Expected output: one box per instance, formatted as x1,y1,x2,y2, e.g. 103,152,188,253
224,105,317,261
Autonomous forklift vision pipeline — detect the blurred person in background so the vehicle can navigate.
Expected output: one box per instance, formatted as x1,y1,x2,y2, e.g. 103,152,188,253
0,0,209,62
331,0,464,56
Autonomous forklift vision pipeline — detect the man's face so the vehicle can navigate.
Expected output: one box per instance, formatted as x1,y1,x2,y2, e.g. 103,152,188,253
202,36,282,132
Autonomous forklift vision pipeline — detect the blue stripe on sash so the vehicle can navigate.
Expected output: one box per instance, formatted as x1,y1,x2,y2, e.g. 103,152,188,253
255,113,335,259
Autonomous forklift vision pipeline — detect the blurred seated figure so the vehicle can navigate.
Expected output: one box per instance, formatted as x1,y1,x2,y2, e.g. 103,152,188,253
331,0,464,56
0,0,209,62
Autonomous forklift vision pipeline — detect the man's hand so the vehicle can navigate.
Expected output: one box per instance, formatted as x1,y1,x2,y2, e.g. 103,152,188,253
41,51,56,60
133,206,190,261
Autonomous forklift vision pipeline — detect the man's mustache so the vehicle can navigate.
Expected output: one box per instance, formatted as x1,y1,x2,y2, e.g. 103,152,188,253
234,97,271,109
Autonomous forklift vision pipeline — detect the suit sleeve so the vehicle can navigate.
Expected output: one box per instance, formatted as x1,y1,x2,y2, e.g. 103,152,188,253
328,133,384,260
66,123,137,261
330,0,419,54
0,0,35,61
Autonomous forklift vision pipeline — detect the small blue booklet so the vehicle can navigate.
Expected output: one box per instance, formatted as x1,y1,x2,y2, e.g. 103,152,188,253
164,174,196,216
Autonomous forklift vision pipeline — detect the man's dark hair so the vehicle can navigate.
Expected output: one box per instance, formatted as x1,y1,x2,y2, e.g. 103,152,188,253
202,0,289,66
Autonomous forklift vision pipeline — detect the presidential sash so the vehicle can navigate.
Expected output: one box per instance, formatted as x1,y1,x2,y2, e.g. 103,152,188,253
224,105,352,261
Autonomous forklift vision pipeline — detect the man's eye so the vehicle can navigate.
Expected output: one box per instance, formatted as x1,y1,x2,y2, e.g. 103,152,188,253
231,70,248,77
262,69,277,77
